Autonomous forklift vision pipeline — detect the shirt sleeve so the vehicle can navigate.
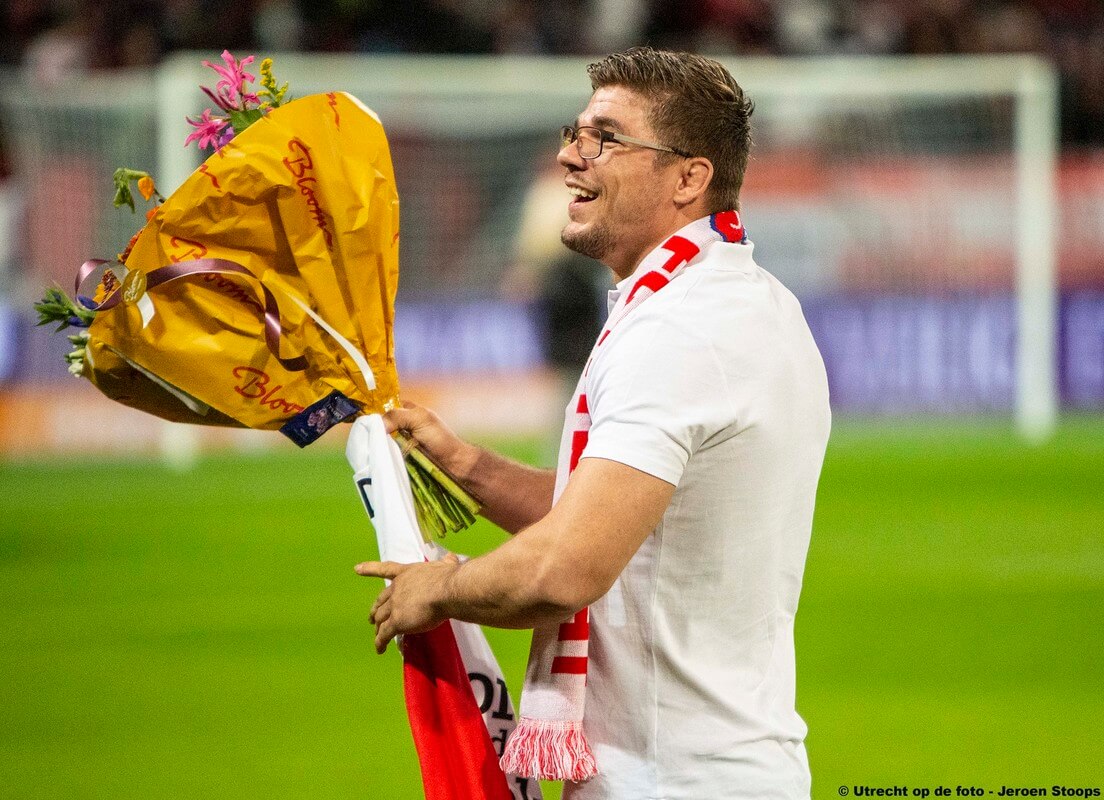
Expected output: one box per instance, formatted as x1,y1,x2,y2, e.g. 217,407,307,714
580,311,735,487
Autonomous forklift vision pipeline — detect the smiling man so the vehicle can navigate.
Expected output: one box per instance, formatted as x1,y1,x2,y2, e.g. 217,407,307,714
356,47,831,799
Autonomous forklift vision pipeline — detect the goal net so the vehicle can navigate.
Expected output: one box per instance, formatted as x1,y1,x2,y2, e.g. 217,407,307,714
1,54,1060,440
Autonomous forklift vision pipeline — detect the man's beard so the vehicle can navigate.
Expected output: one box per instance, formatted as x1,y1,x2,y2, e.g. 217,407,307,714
561,221,614,263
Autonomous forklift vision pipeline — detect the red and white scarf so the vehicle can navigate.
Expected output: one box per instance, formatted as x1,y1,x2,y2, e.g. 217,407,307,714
499,211,747,782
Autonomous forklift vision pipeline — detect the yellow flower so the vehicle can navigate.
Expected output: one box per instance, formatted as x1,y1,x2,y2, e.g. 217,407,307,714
93,268,119,305
259,57,289,109
137,175,156,201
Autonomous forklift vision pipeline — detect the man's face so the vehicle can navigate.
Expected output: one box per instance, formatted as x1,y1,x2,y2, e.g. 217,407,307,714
558,86,682,280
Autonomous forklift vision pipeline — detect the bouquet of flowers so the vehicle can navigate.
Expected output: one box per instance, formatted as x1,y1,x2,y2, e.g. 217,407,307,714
34,52,478,540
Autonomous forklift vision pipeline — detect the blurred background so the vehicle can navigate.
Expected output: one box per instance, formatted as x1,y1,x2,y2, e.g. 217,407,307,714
1,1,1102,798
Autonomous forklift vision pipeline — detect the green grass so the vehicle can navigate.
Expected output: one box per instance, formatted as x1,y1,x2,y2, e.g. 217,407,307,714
2,419,1102,798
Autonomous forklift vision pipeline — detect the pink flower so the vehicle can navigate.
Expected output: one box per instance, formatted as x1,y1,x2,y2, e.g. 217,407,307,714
200,50,258,112
184,108,231,151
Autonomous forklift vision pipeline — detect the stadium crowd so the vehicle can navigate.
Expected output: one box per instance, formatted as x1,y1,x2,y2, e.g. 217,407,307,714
1,0,1102,146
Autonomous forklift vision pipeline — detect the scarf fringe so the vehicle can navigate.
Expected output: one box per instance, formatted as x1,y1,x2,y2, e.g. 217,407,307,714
500,717,598,782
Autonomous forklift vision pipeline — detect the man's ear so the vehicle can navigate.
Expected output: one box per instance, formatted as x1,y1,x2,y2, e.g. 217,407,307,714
673,157,714,207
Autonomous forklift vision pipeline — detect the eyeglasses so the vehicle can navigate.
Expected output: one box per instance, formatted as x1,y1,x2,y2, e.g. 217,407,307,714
560,125,692,160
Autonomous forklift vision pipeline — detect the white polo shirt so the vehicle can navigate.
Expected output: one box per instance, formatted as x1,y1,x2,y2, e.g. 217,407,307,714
561,238,830,800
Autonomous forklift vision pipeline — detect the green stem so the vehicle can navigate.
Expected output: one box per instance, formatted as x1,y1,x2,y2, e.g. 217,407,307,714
440,483,474,529
392,431,481,540
406,459,447,540
393,431,481,516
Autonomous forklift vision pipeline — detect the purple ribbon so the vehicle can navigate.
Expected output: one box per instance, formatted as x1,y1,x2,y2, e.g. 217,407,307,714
76,259,112,306
74,257,308,372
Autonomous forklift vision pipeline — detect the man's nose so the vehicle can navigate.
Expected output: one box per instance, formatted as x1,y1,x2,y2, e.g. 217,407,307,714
557,140,587,171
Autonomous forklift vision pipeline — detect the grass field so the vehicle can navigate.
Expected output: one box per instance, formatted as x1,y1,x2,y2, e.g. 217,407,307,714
2,418,1103,799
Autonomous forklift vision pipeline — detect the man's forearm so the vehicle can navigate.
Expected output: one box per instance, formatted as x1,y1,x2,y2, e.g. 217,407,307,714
359,521,582,651
434,527,579,629
360,457,676,651
432,457,674,629
454,444,555,534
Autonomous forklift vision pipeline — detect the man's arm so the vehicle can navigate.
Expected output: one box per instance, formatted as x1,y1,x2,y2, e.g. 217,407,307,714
356,456,675,653
383,403,555,533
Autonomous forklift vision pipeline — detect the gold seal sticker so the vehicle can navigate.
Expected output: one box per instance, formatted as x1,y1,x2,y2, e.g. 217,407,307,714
122,270,147,304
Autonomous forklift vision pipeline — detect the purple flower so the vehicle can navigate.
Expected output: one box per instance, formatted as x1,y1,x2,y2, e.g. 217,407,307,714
200,50,258,112
184,108,231,151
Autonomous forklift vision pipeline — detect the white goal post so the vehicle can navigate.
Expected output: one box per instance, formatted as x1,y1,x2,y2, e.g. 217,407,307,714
156,52,1059,441
0,56,1011,443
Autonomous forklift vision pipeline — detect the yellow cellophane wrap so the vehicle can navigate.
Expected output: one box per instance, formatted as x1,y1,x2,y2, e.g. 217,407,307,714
85,92,400,433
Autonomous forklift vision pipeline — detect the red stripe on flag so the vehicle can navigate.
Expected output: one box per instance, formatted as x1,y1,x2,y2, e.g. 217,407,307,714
576,393,588,414
551,656,589,675
569,430,589,472
625,270,669,305
402,622,513,800
557,608,589,641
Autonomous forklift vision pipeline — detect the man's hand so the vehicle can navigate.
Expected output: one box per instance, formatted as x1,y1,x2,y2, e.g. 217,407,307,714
355,554,462,654
383,402,479,484
385,401,556,534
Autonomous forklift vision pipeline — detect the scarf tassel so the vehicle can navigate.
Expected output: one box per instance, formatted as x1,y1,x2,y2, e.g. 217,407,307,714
500,717,598,782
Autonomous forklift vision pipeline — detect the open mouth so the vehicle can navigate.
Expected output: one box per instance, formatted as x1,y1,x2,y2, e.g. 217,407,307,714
568,186,598,204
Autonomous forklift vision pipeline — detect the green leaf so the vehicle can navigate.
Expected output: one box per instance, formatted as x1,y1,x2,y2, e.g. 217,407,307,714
228,108,264,136
111,168,151,212
33,286,95,330
112,183,134,211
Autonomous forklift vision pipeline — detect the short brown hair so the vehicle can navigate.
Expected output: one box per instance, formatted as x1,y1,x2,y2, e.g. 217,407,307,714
587,47,754,211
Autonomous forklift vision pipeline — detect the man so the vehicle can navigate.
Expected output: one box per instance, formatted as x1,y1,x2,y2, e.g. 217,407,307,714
357,47,831,799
